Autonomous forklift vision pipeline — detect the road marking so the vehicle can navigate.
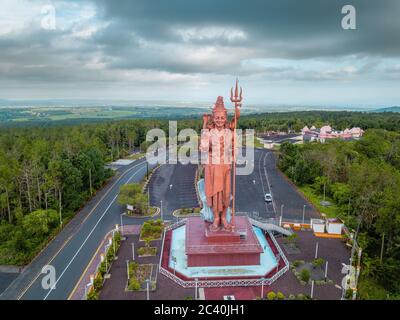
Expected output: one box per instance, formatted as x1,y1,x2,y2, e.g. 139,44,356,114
258,151,270,215
17,159,146,300
44,165,146,300
68,229,114,300
263,152,277,215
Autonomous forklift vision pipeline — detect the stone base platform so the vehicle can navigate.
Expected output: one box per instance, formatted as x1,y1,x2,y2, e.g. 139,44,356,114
185,216,263,267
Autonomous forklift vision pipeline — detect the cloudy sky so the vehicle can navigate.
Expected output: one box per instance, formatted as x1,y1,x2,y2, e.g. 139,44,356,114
0,0,399,107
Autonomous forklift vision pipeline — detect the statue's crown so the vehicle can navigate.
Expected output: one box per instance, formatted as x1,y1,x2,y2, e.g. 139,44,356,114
212,96,227,114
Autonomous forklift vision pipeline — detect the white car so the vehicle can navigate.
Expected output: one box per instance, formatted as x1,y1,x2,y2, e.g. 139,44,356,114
264,193,273,203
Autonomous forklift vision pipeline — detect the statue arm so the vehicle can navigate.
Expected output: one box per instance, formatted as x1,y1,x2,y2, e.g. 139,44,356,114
200,129,211,153
230,106,241,130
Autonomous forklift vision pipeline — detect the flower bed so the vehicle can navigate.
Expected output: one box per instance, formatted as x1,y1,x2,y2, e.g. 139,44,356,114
138,246,157,257
139,219,164,241
291,258,333,286
127,262,155,291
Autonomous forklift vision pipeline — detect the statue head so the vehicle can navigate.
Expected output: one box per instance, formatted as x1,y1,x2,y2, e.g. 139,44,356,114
212,96,228,129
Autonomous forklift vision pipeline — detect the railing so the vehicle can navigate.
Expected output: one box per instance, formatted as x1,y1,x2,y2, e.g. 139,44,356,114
158,224,289,288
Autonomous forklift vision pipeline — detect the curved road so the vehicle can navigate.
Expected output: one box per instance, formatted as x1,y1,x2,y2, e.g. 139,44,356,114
1,157,155,300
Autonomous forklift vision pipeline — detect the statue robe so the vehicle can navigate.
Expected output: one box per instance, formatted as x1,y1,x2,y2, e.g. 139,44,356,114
200,127,234,215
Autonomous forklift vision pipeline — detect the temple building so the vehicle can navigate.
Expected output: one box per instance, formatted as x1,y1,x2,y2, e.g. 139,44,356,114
302,125,364,143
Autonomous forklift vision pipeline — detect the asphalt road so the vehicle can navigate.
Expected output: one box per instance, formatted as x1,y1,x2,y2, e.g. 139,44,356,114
1,148,319,300
236,149,319,222
147,148,319,222
148,163,198,217
0,157,157,300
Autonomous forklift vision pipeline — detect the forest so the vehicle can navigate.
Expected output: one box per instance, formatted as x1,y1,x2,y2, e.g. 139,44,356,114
0,119,168,265
278,130,400,299
1,109,400,300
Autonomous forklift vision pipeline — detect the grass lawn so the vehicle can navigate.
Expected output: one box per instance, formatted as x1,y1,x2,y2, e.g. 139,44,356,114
126,152,145,161
127,206,158,217
138,247,157,257
298,185,341,219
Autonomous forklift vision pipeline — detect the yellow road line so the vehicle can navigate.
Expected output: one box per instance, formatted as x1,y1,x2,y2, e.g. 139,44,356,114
17,160,146,300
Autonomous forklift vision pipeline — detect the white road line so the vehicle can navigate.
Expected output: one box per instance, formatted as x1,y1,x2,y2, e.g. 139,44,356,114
43,165,146,300
263,152,277,215
258,151,270,215
16,159,147,300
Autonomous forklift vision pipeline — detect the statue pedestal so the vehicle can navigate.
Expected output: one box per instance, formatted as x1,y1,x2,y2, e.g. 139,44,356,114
185,216,263,267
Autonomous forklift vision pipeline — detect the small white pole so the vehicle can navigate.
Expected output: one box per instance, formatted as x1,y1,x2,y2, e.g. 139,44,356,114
146,279,150,300
126,260,130,280
132,242,135,261
195,278,198,300
311,280,315,299
315,242,319,259
120,214,124,235
325,261,329,280
160,200,163,221
302,205,306,225
261,279,265,299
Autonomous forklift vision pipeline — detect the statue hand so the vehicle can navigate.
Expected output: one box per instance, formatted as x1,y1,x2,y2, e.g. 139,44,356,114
202,114,210,128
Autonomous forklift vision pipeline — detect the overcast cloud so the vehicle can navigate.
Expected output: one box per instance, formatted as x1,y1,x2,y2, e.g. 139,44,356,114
0,0,399,107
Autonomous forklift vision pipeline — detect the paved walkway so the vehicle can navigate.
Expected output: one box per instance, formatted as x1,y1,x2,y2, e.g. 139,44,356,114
99,234,194,300
203,230,350,300
69,225,142,300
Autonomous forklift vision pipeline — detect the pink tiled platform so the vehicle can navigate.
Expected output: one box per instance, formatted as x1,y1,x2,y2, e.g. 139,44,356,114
185,216,263,267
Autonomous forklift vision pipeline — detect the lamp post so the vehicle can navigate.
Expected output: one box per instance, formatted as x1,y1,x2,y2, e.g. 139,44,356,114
146,279,150,300
160,200,163,221
325,261,329,280
302,205,306,225
131,242,135,261
315,242,319,259
120,214,124,235
280,204,284,226
126,260,130,281
311,280,315,299
195,278,198,300
261,278,266,299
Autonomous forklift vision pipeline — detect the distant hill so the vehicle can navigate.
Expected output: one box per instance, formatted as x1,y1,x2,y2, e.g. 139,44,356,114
374,106,400,113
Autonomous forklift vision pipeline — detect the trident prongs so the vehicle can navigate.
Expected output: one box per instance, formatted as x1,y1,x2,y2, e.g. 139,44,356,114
230,78,243,108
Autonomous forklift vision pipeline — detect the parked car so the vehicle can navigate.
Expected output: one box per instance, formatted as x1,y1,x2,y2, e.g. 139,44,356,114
264,193,273,203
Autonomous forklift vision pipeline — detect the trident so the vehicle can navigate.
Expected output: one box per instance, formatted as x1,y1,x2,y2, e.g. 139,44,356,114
230,78,243,230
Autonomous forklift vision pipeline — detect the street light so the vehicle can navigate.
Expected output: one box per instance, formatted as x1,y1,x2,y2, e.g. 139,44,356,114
302,205,306,225
311,280,315,299
126,260,130,280
131,242,135,261
160,200,163,221
261,278,266,299
195,278,198,300
280,204,284,226
146,279,150,300
120,214,124,235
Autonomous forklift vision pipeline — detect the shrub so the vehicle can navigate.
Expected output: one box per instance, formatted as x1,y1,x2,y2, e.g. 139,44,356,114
93,273,103,292
300,268,311,283
292,260,302,267
114,232,121,246
345,289,353,300
87,288,99,300
296,293,306,300
98,261,106,276
288,294,296,300
277,292,285,300
313,258,325,268
128,278,141,291
267,291,276,300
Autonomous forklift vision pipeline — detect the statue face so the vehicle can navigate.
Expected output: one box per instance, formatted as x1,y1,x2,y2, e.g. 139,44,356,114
213,111,227,129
